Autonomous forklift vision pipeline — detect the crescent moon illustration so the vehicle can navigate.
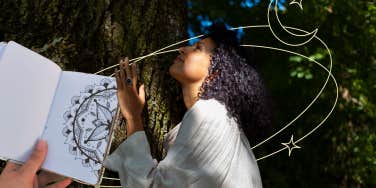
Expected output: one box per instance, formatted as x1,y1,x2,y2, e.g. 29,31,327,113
267,0,318,46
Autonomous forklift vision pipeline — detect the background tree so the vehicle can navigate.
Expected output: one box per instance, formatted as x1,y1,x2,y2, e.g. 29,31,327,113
0,0,187,187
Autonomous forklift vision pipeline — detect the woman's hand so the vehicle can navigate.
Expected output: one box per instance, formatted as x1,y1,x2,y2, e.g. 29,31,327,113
115,57,145,136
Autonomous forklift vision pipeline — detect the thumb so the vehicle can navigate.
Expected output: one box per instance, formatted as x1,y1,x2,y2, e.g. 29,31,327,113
20,139,47,175
139,84,145,105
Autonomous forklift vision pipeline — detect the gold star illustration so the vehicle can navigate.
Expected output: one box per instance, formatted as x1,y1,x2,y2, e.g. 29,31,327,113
281,135,302,157
289,0,303,10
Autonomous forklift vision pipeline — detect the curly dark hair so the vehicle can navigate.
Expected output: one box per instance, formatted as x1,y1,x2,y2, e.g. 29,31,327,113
198,23,272,144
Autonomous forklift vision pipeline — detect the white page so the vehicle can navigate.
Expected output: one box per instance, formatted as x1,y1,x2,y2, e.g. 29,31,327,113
42,71,117,185
0,41,61,162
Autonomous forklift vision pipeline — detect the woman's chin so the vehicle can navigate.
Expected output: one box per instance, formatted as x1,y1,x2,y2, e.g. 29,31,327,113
168,66,179,79
169,70,186,85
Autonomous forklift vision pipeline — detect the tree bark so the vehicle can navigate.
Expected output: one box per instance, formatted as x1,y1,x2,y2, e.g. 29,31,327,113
0,0,187,186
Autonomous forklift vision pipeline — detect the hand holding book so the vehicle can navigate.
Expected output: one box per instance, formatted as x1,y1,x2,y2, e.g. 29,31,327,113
0,140,71,188
0,41,118,185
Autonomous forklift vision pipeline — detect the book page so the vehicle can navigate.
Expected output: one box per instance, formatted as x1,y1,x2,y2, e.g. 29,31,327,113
42,71,117,185
0,41,61,162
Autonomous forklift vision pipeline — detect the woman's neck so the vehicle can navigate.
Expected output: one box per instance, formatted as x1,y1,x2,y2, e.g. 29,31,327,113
181,82,202,109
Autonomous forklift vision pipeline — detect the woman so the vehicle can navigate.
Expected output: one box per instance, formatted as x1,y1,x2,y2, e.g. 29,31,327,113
104,24,271,188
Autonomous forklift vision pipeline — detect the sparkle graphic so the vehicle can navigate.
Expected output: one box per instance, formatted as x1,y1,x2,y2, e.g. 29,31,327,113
281,135,301,157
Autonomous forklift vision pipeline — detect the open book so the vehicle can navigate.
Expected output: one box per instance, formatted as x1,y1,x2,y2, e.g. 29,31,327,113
0,41,118,185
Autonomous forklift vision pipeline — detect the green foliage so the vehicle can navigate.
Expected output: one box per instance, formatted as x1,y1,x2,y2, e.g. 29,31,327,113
288,50,327,80
189,0,376,187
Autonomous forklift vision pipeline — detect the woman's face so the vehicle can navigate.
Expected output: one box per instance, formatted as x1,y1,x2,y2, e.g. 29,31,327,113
169,38,216,84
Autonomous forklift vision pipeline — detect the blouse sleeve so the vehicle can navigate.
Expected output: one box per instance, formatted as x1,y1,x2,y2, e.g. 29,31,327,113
104,100,242,188
0,42,7,59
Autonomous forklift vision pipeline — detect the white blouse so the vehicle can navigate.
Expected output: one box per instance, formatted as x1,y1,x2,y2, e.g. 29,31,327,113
0,42,6,60
104,99,263,188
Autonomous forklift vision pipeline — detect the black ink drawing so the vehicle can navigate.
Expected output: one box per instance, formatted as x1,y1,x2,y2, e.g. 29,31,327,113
62,78,117,177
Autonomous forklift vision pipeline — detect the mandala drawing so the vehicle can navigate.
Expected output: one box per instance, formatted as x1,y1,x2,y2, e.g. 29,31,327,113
62,78,117,177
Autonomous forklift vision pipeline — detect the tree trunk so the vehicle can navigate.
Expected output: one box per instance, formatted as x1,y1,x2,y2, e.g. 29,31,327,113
0,0,187,186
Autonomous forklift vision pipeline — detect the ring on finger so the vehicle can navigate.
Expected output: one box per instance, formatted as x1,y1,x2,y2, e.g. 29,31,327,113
126,78,132,86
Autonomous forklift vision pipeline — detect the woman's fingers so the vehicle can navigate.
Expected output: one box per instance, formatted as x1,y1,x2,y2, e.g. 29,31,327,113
120,60,132,90
132,63,138,89
115,69,123,90
118,57,143,101
119,60,127,86
139,84,146,105
115,57,145,120
122,57,132,81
